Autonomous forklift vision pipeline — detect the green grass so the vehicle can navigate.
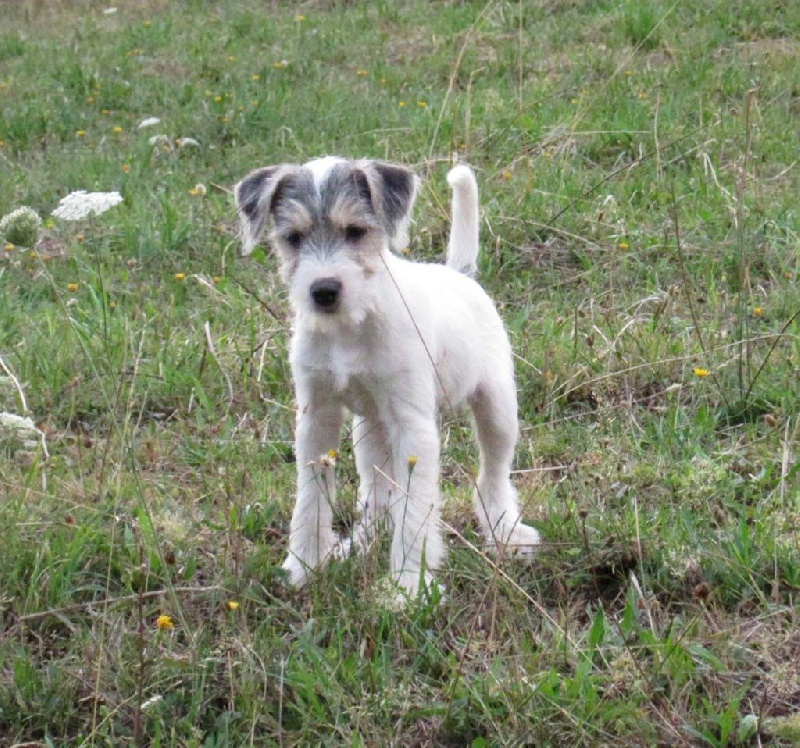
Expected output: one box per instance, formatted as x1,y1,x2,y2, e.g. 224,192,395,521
1,0,799,745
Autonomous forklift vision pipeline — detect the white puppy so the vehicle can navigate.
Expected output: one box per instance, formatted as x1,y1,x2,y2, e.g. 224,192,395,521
235,157,540,597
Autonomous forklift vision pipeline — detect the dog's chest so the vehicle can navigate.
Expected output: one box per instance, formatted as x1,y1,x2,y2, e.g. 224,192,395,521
293,332,389,416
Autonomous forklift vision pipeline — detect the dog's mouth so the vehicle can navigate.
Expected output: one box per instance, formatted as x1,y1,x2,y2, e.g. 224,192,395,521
309,277,342,314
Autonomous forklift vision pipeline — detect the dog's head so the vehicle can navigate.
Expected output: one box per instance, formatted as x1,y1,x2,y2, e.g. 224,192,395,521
234,157,418,325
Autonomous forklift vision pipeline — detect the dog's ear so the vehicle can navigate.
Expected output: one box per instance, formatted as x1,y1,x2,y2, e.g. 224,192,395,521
234,166,287,255
358,161,419,252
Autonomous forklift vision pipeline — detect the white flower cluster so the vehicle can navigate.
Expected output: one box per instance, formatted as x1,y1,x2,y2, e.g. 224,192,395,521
0,206,41,246
52,191,123,221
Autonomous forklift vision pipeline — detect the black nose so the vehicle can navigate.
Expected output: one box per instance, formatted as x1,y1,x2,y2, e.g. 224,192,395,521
310,278,342,312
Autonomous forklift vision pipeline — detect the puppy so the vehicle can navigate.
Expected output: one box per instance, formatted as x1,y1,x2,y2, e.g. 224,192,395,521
235,157,540,597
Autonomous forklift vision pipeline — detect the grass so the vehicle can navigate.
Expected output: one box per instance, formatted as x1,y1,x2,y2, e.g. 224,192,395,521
1,0,799,744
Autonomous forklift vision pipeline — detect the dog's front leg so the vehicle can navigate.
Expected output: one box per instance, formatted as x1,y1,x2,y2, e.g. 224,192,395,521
283,386,345,588
386,412,445,598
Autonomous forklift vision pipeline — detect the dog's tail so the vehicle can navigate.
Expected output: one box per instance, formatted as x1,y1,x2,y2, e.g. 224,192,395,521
446,164,479,277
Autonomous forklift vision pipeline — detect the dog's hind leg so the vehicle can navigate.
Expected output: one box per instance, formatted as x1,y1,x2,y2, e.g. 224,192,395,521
469,379,541,555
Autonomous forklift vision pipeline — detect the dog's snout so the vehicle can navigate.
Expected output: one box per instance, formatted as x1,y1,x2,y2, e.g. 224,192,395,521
310,278,342,312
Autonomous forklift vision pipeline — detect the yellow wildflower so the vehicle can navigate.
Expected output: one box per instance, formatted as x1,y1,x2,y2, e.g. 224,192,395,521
753,307,763,317
407,455,418,469
174,273,186,281
693,367,710,378
156,614,174,630
76,130,86,137
227,600,240,612
67,283,79,293
112,126,123,134
617,241,629,250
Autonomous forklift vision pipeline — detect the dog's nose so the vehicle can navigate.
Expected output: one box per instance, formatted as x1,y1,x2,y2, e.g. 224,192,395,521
310,278,342,312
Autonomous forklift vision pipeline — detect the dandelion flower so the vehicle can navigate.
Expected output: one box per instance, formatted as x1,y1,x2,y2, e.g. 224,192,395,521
398,100,406,107
4,243,14,252
617,241,629,250
327,449,339,460
407,455,418,469
189,183,207,197
0,206,41,247
76,233,85,242
121,163,130,173
52,191,123,221
417,101,427,108
213,95,223,103
112,126,123,134
251,74,260,81
273,60,288,69
76,129,86,137
156,614,174,630
357,69,368,76
101,108,110,115
753,307,764,317
693,367,710,378
174,273,186,281
226,600,240,612
67,283,79,293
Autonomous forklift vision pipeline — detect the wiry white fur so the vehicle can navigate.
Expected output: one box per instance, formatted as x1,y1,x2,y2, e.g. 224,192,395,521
446,164,480,276
235,159,540,600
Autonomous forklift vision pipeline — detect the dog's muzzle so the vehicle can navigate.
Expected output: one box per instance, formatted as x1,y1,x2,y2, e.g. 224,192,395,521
310,277,342,313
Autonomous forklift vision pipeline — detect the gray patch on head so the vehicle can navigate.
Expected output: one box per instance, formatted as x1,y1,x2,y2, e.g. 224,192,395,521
358,161,419,251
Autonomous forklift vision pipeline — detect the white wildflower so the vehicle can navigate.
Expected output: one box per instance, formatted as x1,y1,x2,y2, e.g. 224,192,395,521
103,7,117,14
138,116,161,129
0,206,41,247
140,694,164,711
176,137,200,148
0,411,48,458
52,191,123,221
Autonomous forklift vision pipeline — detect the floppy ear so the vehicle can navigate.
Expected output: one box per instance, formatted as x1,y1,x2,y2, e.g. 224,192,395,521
234,165,286,255
358,161,419,252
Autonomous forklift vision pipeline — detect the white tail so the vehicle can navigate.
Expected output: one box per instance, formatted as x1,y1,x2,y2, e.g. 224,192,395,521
446,164,479,277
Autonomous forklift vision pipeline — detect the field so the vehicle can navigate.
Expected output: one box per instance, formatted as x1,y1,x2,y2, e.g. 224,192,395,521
1,0,799,745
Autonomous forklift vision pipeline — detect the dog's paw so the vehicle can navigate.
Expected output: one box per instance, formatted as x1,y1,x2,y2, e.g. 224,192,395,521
487,521,541,558
281,554,311,588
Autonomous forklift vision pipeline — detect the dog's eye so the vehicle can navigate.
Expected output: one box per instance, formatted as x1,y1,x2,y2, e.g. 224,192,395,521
344,225,368,242
284,231,304,248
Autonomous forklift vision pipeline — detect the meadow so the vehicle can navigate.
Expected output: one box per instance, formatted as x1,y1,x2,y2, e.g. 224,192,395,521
1,0,799,745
